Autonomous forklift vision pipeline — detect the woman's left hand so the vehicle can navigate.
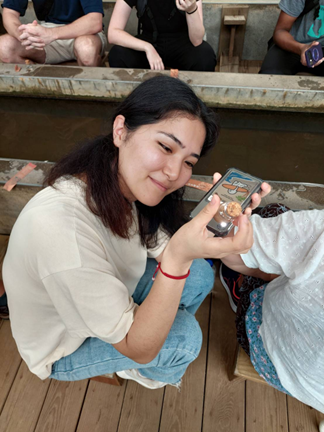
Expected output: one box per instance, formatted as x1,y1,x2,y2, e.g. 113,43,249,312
176,0,197,14
212,172,271,218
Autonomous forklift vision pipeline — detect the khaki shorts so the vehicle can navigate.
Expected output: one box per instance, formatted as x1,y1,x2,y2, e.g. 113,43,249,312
40,22,108,64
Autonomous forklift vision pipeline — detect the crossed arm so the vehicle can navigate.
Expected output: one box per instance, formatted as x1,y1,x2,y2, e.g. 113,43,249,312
2,7,102,50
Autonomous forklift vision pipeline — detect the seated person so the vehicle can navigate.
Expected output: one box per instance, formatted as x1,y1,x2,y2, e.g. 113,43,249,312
107,0,216,71
260,0,324,75
221,205,324,413
0,0,108,66
2,76,268,388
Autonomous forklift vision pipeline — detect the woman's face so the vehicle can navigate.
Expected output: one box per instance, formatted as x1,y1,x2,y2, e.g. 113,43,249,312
113,114,206,206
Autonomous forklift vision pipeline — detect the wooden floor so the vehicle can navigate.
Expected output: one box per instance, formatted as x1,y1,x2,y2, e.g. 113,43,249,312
0,274,323,432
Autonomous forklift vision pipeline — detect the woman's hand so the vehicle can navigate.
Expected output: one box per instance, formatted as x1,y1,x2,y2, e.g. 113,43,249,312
300,41,324,68
163,194,254,271
145,44,165,70
212,172,271,218
176,0,197,14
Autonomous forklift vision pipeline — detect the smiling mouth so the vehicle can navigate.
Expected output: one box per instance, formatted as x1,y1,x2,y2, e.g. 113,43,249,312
150,177,168,192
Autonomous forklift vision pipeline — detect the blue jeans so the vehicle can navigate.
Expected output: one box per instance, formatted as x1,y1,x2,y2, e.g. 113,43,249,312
50,258,214,383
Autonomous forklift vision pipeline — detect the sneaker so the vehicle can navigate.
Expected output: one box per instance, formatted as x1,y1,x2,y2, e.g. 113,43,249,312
116,369,167,390
219,263,243,313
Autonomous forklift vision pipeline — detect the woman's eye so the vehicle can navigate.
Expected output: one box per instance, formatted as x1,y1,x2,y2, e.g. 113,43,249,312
185,161,194,168
158,142,172,152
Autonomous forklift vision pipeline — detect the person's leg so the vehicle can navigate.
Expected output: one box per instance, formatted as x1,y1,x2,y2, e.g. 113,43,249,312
50,307,202,383
133,258,215,315
0,33,46,64
165,35,216,71
245,286,292,395
73,35,102,67
259,44,302,75
108,35,153,69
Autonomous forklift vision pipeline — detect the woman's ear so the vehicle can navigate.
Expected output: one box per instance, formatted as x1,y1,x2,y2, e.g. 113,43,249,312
113,115,126,147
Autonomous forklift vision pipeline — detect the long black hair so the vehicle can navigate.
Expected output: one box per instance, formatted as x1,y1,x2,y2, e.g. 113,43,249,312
46,76,219,248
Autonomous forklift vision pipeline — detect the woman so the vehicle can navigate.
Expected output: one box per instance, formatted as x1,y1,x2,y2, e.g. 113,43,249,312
260,0,324,75
221,206,324,413
3,76,268,388
107,0,216,71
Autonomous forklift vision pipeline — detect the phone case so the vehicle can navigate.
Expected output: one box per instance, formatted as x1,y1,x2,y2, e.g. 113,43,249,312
305,45,323,68
189,168,263,237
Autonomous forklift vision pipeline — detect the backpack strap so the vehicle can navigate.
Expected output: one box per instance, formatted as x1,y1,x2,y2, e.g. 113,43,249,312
35,0,55,21
301,0,319,17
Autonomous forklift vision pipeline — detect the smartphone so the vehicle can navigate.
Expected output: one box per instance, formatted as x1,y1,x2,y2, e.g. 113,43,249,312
305,45,323,68
190,168,263,237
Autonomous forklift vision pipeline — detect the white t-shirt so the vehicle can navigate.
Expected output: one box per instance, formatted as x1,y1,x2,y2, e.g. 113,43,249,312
3,178,169,380
242,210,324,413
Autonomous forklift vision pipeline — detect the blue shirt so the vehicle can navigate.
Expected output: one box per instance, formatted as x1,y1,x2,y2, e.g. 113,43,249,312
2,0,104,25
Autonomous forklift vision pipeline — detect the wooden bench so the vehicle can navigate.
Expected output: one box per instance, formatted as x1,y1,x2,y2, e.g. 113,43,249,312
232,345,267,385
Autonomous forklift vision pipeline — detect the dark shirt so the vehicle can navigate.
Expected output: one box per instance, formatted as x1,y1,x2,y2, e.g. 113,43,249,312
124,0,188,35
2,0,104,25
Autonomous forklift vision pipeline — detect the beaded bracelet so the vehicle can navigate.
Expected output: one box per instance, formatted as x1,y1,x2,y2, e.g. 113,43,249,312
186,6,198,15
152,262,190,281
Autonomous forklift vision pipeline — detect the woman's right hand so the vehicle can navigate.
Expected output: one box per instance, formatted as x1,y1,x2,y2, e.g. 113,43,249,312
145,44,165,70
300,41,324,68
163,194,254,270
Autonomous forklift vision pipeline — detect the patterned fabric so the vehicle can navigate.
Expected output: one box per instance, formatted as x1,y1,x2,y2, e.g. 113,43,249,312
235,203,291,390
235,203,291,355
245,286,292,394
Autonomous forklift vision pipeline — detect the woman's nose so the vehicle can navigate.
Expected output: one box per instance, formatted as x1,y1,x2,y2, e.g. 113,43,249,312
163,158,182,181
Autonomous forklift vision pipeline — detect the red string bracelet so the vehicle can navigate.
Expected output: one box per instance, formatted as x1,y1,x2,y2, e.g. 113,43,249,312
152,262,190,281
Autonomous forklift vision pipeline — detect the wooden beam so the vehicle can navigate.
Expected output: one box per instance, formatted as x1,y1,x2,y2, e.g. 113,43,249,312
224,15,246,25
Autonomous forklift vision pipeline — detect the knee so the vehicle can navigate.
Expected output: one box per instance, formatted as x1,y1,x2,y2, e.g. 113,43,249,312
172,311,203,360
0,35,18,63
189,259,215,296
192,42,217,71
74,36,100,66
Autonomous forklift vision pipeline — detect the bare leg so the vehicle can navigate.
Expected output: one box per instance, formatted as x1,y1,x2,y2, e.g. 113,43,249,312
0,34,46,64
73,35,102,67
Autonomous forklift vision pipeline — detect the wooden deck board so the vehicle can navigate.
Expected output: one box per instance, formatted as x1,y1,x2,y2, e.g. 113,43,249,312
34,380,88,432
245,381,288,432
287,396,324,432
0,273,323,431
159,295,211,432
0,362,51,432
0,320,22,413
203,278,245,432
76,380,127,432
117,382,164,432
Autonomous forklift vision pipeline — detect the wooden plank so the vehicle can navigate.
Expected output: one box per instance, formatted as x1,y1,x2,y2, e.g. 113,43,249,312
234,346,269,385
219,55,240,73
239,59,263,74
0,362,51,432
34,379,88,432
287,396,324,432
77,380,127,432
203,276,245,432
117,382,164,432
224,15,246,25
159,295,211,432
218,6,249,60
0,320,22,414
246,381,288,432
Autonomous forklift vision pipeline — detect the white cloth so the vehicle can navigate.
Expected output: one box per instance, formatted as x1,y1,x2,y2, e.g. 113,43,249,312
241,210,324,413
3,178,169,380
